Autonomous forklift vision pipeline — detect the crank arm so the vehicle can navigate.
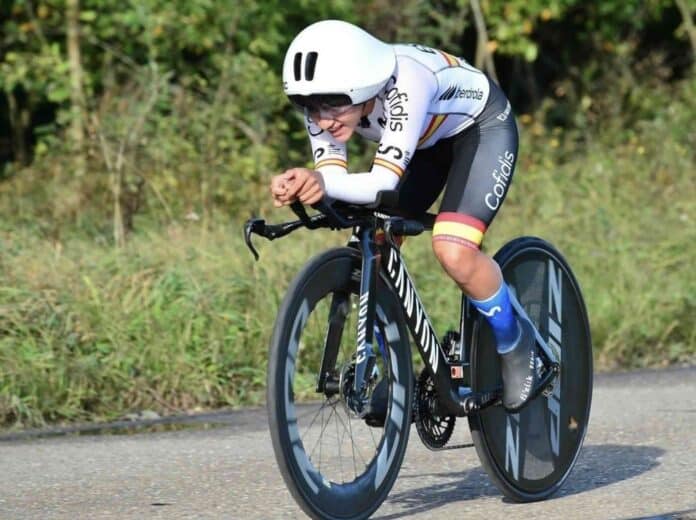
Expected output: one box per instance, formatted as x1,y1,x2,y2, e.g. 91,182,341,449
457,387,502,413
457,361,559,415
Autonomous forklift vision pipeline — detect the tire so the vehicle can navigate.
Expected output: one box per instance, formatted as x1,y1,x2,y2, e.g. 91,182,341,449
468,237,593,502
267,247,413,519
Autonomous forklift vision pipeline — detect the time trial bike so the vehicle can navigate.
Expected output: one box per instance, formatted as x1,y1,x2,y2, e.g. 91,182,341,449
244,192,593,520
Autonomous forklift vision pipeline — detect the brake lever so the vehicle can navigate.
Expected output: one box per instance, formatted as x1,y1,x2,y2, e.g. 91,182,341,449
244,218,266,261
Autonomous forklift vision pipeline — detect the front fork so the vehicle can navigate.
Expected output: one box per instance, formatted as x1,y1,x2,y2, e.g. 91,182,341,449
352,227,379,403
316,228,380,414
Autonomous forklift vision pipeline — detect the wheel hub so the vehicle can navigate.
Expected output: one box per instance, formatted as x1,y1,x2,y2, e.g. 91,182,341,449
338,362,371,416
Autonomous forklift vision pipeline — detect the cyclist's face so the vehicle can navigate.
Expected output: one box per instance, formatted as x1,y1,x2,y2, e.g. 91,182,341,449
309,103,367,143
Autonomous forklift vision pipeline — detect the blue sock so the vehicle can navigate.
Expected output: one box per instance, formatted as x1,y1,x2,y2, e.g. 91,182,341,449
470,283,520,354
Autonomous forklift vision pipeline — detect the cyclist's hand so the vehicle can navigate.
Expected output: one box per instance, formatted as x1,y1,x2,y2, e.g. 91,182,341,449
294,169,325,205
270,172,295,207
276,168,325,206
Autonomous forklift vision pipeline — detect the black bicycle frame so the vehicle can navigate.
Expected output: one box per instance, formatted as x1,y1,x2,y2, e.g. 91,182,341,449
243,200,555,416
352,225,491,417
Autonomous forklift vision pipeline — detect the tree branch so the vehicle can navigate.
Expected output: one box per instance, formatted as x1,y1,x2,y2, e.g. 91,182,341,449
469,0,499,84
66,0,86,174
24,0,48,47
675,0,696,60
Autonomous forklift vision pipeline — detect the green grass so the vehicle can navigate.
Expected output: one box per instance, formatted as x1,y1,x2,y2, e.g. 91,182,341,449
0,222,343,427
0,77,694,428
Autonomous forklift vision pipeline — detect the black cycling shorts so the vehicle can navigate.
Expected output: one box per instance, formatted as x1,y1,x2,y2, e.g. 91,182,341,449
397,78,519,249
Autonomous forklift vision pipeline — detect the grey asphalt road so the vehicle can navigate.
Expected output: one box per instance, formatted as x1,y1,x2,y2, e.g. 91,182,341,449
1,367,695,520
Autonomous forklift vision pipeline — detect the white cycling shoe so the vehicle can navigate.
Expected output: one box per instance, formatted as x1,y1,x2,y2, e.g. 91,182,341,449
499,318,538,412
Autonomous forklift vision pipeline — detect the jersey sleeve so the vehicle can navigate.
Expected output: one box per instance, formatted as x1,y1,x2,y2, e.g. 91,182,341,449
306,114,348,175
371,57,438,180
318,57,439,204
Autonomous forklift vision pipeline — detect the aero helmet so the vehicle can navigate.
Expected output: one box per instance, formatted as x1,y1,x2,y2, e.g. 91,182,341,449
282,20,396,109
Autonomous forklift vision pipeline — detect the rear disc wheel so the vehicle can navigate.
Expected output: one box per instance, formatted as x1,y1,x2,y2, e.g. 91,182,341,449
468,237,593,502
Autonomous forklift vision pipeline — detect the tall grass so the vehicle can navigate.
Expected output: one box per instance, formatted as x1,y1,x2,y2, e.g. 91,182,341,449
0,221,344,426
0,78,694,428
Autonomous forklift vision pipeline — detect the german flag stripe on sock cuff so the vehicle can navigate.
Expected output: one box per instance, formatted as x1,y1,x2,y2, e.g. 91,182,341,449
373,158,405,177
315,158,348,170
433,213,487,247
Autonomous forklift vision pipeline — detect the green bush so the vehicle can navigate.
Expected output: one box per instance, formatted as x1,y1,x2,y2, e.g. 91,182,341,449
0,0,694,427
1,72,694,426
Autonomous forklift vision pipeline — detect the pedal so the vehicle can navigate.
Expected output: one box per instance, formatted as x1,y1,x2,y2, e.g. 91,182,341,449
535,355,545,375
531,363,559,402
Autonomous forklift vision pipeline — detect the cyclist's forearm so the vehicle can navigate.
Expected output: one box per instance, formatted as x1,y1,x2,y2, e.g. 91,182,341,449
318,170,399,204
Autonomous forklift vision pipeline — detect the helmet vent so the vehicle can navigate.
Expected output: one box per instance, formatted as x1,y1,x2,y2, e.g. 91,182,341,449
305,52,318,81
293,52,302,81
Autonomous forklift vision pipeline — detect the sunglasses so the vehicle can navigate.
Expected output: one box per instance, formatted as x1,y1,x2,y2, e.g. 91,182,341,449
289,94,357,118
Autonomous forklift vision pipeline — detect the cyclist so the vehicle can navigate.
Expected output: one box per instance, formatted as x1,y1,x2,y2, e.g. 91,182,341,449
270,20,537,411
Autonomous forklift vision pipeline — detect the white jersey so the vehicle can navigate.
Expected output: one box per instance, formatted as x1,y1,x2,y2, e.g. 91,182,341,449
306,44,494,204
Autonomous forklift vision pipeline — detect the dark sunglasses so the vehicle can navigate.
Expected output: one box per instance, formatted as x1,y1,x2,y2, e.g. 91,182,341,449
289,94,355,115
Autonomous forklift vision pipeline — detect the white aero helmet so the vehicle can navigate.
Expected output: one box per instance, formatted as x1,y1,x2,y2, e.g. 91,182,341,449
282,20,396,109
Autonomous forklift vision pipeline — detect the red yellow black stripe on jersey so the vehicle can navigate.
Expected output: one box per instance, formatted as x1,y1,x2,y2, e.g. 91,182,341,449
315,158,348,170
418,114,448,146
373,158,405,177
432,212,487,249
437,50,459,67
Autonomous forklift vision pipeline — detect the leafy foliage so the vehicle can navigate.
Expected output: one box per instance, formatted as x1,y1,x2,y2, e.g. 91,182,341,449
0,0,694,426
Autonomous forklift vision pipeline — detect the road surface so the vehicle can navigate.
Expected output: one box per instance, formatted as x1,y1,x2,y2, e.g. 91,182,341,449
1,367,695,519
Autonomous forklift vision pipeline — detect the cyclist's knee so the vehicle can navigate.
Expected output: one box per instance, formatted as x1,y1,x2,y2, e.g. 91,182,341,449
432,240,480,284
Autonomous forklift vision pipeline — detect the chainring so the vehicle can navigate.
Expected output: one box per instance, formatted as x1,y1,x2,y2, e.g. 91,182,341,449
413,368,456,450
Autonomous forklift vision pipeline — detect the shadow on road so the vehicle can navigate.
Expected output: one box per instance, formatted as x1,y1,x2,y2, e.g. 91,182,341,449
375,444,664,519
624,508,696,520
